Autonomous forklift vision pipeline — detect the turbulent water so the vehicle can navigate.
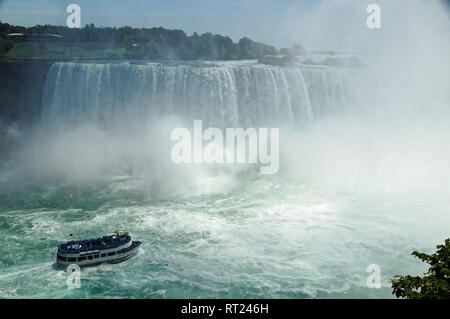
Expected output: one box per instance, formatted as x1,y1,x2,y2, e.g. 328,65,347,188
0,60,449,298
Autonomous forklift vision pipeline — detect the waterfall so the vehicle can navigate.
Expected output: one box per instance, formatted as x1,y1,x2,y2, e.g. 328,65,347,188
41,61,355,130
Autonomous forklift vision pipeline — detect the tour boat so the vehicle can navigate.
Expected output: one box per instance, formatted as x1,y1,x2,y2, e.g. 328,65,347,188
56,229,141,267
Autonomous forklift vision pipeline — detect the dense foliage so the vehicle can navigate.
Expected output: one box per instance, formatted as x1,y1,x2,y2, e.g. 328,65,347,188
391,238,450,299
0,20,277,60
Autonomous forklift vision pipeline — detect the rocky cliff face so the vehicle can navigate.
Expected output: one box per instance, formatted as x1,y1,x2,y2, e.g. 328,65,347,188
0,60,52,127
0,60,51,156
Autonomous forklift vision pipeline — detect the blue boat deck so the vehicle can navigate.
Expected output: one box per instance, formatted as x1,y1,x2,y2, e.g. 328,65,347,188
58,235,131,254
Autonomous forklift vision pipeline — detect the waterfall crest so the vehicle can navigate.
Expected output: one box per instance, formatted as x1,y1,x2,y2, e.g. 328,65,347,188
42,61,355,129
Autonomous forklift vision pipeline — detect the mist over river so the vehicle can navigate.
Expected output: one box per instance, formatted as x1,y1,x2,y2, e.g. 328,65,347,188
0,53,449,299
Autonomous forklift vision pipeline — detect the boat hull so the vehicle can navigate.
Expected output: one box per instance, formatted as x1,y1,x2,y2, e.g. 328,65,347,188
56,241,141,268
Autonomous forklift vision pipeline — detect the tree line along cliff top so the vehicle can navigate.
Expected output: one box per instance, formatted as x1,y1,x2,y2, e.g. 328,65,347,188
0,21,279,60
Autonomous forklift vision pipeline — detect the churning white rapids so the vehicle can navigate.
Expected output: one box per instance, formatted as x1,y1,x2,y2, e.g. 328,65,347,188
0,59,449,298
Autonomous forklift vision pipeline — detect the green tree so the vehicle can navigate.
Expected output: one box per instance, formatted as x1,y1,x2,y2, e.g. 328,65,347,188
0,39,14,55
0,20,281,60
391,238,450,299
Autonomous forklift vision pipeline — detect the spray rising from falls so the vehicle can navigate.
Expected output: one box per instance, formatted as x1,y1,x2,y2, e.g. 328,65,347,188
24,58,449,199
29,60,360,191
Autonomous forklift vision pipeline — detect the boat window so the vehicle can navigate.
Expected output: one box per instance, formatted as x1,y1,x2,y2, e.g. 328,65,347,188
101,253,106,257
88,255,93,260
68,257,76,262
78,256,86,261
107,251,116,256
57,255,67,261
94,254,99,258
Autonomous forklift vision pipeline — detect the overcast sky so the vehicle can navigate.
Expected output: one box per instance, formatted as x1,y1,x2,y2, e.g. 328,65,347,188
0,0,449,51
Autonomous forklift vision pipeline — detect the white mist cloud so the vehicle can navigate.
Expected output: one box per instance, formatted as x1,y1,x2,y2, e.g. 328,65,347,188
280,0,450,200
277,0,450,52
